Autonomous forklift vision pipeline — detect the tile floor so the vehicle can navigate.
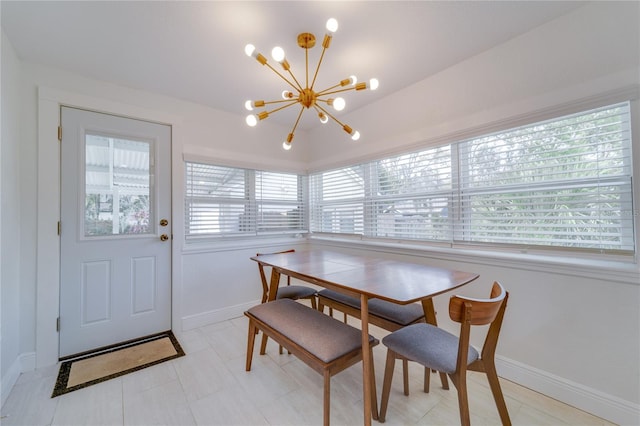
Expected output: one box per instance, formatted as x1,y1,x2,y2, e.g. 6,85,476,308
1,312,614,425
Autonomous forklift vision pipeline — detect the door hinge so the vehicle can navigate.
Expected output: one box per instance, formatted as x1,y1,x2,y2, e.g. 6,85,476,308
56,317,60,332
57,221,61,235
58,126,62,141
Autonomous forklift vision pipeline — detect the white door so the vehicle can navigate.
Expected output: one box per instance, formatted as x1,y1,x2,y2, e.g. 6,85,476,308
59,107,172,357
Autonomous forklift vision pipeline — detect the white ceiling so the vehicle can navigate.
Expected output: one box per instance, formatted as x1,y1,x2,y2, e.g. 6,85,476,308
2,1,585,130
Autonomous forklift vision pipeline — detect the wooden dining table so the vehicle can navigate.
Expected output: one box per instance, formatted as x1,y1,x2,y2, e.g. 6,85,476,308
251,249,479,425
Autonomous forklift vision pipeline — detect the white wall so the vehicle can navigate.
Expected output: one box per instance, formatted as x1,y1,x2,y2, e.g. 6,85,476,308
3,1,639,424
0,29,24,406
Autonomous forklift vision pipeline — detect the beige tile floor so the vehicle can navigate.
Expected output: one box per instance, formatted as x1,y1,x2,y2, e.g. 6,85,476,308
1,312,614,426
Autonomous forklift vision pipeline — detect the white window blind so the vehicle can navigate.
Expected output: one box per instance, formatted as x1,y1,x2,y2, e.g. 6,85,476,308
185,163,306,240
458,102,633,251
310,166,365,234
310,102,635,254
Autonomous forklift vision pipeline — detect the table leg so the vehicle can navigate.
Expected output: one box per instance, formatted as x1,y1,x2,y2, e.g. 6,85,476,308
421,298,450,390
267,268,281,302
360,294,375,425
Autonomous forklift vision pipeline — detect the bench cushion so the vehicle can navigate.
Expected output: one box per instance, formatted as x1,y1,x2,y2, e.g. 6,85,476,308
276,285,317,300
247,299,378,364
318,289,424,326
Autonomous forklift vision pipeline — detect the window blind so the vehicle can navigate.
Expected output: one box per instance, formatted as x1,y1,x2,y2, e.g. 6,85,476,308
458,102,633,251
185,163,306,239
309,102,634,254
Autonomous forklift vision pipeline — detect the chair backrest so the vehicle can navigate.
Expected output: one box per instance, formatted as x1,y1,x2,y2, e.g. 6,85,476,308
449,281,506,325
448,281,509,368
255,249,295,303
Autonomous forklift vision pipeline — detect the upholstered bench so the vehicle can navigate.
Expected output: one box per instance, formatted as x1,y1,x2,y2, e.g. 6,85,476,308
245,298,379,426
317,289,428,395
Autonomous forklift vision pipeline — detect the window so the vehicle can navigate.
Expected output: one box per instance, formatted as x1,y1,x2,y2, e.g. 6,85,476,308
310,102,634,254
185,162,306,240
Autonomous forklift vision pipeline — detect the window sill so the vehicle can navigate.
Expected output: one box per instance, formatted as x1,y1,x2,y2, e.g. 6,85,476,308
308,234,640,285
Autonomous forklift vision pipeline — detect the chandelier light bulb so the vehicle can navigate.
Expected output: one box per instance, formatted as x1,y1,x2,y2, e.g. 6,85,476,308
369,78,379,90
282,140,292,150
271,46,285,62
318,112,328,123
245,114,258,127
244,44,256,57
244,100,253,111
326,18,338,33
351,130,361,141
333,97,346,111
282,90,294,99
350,75,358,85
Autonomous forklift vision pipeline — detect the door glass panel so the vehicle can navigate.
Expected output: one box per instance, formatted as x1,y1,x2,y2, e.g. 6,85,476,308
84,133,153,236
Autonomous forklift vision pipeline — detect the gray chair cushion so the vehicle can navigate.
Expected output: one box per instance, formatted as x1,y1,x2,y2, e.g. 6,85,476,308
382,323,479,374
277,285,317,300
248,299,378,364
318,289,424,326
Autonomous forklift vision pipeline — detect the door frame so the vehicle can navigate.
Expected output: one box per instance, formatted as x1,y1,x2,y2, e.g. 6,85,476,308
36,86,184,368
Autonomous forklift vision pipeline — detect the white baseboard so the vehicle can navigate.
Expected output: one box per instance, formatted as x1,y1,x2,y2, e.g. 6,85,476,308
1,357,21,408
181,300,257,331
497,355,640,425
0,352,35,408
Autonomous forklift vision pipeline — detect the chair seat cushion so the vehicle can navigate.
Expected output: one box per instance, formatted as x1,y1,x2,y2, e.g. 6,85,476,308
318,289,424,326
382,323,479,374
248,299,378,364
276,285,317,300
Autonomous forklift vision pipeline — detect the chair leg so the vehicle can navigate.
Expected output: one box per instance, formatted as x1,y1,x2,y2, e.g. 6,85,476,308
402,359,409,396
485,363,512,426
323,370,331,426
379,349,397,423
454,372,471,426
245,320,257,371
439,371,450,390
423,366,430,393
310,296,317,310
369,349,379,420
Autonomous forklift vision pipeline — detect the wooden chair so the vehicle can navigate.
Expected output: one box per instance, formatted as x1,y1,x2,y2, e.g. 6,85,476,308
256,249,317,309
317,289,428,395
379,282,511,426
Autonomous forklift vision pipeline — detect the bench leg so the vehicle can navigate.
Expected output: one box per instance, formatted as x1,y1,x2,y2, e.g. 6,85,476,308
260,331,269,355
246,320,258,371
324,370,331,426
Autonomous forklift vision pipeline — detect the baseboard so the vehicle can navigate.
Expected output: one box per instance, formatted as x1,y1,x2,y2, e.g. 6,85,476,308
497,355,640,425
181,300,258,331
0,351,36,408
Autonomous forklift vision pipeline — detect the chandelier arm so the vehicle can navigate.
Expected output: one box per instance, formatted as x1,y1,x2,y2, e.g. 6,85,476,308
263,100,300,117
286,69,305,92
315,103,347,128
316,86,357,97
264,62,300,92
261,99,300,106
289,105,306,135
310,45,328,91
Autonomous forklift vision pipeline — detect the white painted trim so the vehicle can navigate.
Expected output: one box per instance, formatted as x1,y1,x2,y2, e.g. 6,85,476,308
497,355,640,425
181,301,257,331
0,357,21,408
36,86,183,368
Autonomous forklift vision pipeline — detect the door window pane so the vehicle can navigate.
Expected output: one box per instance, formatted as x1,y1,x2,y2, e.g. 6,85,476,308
85,134,152,236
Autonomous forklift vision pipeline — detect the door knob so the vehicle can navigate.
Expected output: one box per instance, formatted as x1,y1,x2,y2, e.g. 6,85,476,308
160,219,168,226
160,234,169,241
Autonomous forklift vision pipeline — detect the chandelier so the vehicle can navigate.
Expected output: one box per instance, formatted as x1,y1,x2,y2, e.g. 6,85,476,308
244,18,378,150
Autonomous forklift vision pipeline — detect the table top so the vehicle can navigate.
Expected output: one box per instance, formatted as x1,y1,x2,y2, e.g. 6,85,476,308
251,249,479,304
